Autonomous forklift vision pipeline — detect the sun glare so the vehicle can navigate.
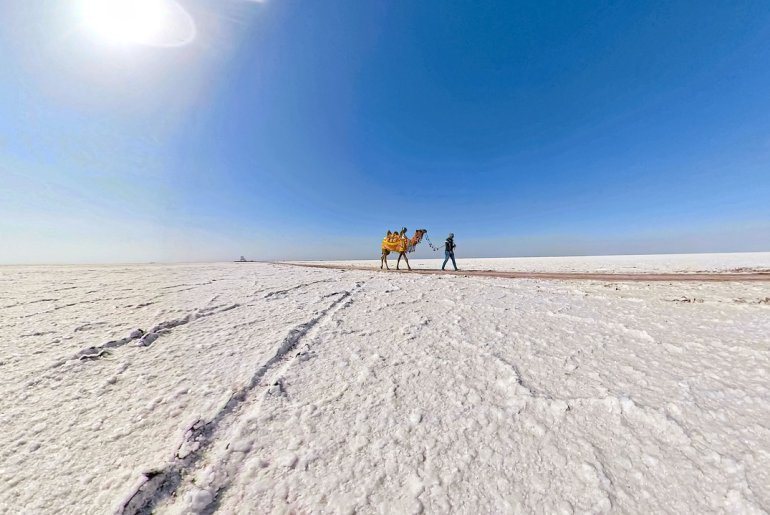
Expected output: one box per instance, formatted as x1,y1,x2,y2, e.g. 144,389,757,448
80,0,163,45
78,0,195,47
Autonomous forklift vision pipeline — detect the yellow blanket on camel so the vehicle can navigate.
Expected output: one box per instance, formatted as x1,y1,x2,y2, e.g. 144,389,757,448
382,233,409,253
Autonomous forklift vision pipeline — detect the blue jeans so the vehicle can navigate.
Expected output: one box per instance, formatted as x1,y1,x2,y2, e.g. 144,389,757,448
442,251,457,270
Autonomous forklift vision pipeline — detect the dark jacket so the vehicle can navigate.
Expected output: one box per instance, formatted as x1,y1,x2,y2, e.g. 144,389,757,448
444,238,456,253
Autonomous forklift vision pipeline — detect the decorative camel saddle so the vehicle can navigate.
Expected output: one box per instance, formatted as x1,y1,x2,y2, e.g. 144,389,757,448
381,232,410,253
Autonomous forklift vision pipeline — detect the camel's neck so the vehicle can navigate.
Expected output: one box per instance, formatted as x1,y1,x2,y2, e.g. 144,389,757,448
410,233,423,244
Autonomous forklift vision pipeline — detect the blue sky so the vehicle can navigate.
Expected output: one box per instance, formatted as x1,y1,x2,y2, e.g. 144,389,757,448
1,0,769,263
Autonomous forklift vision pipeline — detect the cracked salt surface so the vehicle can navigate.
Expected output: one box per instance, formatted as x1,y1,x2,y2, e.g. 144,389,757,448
0,256,769,513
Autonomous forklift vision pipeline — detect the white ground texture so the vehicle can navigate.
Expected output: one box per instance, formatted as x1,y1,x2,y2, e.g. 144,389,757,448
1,253,769,514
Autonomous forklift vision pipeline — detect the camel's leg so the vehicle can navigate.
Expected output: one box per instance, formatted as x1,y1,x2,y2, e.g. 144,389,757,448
403,253,411,270
396,253,403,270
382,251,389,270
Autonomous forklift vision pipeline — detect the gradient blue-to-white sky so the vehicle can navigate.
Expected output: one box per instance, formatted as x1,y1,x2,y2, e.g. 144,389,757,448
1,1,769,264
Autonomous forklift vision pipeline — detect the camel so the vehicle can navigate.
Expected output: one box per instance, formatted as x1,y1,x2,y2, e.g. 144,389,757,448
381,228,427,270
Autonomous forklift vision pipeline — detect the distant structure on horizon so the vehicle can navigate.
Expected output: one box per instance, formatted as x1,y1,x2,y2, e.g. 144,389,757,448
236,256,255,263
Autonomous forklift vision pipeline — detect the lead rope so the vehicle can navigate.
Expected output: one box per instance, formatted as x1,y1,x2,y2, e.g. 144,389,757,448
424,234,442,252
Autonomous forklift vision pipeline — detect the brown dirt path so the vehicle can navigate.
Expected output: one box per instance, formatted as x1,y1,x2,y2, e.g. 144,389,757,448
279,262,770,282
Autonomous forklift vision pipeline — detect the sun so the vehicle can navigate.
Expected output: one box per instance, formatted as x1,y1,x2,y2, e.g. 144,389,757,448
78,0,173,46
79,0,163,45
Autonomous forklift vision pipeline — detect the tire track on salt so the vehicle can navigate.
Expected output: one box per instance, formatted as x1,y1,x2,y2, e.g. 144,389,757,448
115,282,363,515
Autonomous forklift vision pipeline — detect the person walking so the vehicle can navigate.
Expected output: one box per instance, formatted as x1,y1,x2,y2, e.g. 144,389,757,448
442,233,458,271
